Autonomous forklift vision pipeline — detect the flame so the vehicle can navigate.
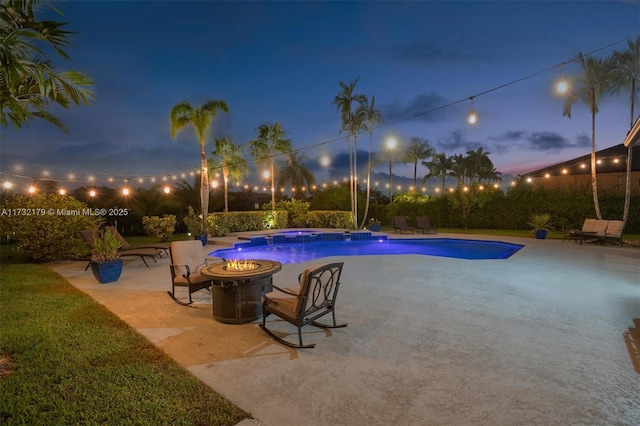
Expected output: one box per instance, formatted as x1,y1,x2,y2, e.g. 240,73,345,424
226,259,258,271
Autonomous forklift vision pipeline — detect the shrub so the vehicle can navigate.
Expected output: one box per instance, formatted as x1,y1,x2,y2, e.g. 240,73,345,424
207,211,288,236
142,215,176,241
262,199,310,227
306,210,354,228
1,193,101,261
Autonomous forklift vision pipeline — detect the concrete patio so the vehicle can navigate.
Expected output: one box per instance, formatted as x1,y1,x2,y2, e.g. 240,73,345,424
49,232,640,425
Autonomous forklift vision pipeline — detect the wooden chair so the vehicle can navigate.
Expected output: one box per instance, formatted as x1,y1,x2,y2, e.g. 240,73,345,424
168,240,214,305
260,262,347,348
393,216,416,234
416,216,437,234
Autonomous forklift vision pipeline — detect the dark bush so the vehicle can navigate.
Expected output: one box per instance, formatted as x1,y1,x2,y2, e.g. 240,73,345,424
1,194,101,261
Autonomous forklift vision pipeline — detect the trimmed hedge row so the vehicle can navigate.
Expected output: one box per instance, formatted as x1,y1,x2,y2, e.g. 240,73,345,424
206,211,288,236
391,186,640,234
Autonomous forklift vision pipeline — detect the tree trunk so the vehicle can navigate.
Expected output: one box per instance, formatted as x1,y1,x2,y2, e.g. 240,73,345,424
590,100,602,220
623,78,635,224
223,168,229,213
359,131,373,229
270,158,276,211
353,135,358,229
200,142,209,234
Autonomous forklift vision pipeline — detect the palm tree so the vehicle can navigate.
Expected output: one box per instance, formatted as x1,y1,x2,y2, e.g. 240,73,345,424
465,147,492,184
170,99,229,234
276,151,316,199
210,137,248,212
422,152,454,193
610,37,640,224
249,122,292,209
450,153,468,185
479,167,503,184
1,0,94,131
404,137,434,188
563,53,612,220
333,78,368,228
357,96,383,228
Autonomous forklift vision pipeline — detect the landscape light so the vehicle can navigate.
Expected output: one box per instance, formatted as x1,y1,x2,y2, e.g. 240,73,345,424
122,188,130,196
28,186,36,193
59,189,66,195
89,190,96,197
3,181,13,189
163,186,171,194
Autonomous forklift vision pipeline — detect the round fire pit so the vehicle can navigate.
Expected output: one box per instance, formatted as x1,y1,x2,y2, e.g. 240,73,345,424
202,259,282,324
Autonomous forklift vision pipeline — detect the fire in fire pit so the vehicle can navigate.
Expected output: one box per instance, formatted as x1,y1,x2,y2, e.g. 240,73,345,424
225,259,258,271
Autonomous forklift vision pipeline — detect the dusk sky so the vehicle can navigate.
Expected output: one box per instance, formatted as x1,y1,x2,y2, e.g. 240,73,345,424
2,0,639,193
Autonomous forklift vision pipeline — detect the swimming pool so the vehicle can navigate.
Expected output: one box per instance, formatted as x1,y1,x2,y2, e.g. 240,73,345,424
209,238,523,264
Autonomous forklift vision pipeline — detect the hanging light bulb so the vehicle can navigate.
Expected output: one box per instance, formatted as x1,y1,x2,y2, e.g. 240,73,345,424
554,65,570,96
467,97,478,125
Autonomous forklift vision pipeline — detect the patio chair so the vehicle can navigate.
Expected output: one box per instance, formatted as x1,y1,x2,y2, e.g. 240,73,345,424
260,262,347,348
416,216,437,234
105,226,171,256
168,240,214,305
80,229,163,269
604,220,625,246
565,219,597,245
393,216,416,234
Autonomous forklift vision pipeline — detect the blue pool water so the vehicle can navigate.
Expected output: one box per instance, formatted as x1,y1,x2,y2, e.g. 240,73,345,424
209,238,523,264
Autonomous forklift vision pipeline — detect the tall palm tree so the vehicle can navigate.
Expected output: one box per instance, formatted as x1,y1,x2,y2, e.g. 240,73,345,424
1,0,94,131
563,53,612,220
210,137,248,212
333,78,368,228
276,151,315,199
170,99,229,234
404,137,434,188
610,36,640,224
422,152,454,193
357,96,383,228
249,122,292,209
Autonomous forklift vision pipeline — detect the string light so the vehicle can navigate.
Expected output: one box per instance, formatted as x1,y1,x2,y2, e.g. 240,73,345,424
467,97,478,125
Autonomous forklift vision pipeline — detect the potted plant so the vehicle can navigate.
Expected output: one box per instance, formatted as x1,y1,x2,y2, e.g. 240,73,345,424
183,206,207,245
368,218,381,232
528,213,552,239
90,229,124,283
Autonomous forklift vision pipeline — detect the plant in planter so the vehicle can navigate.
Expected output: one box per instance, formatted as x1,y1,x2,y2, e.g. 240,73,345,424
527,213,552,239
183,206,207,245
90,229,123,283
368,218,381,232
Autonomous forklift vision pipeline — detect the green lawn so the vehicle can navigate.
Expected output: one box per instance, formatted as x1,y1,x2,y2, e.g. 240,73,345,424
0,250,249,425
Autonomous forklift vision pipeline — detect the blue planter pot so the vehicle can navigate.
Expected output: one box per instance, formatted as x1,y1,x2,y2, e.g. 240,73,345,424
534,229,548,239
90,259,123,283
195,234,208,246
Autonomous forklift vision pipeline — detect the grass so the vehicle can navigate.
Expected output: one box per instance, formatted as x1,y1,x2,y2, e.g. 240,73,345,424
0,252,249,425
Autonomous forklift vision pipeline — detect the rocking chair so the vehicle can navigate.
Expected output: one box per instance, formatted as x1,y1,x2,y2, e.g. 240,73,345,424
260,262,347,348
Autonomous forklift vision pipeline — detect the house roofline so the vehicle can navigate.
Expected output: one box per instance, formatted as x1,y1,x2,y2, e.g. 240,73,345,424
623,115,640,147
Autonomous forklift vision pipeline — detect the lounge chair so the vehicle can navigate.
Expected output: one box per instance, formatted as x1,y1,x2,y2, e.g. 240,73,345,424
168,240,214,305
393,216,416,234
604,220,625,246
566,219,598,245
260,262,347,348
105,226,171,256
80,229,163,269
416,216,437,234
